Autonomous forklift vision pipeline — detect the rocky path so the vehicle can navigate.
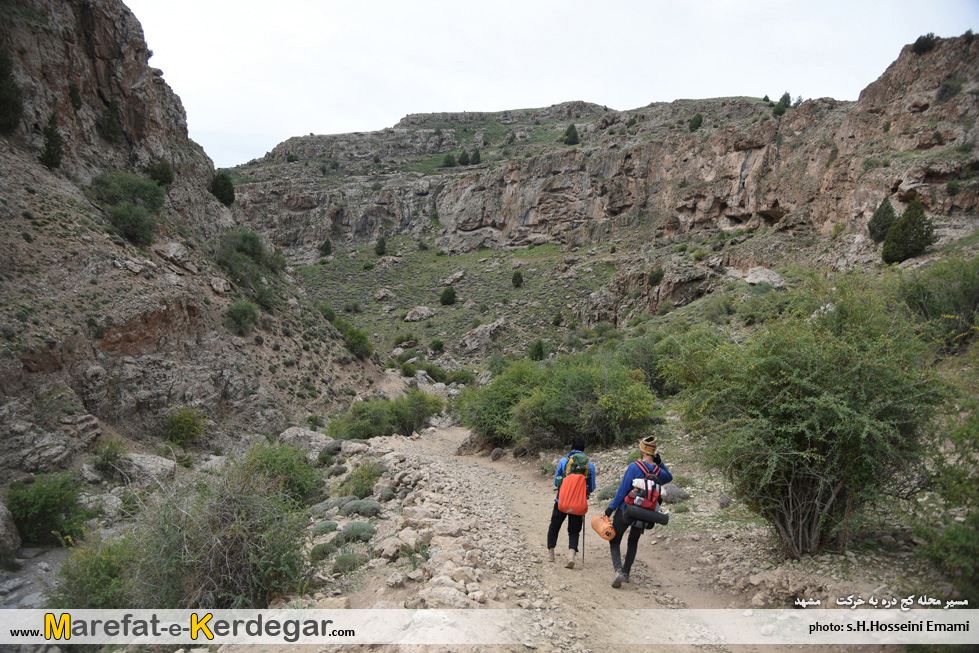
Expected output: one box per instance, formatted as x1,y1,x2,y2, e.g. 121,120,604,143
323,425,897,653
341,426,767,652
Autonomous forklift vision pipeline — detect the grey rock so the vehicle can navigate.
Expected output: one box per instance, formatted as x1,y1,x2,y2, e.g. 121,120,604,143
744,267,785,288
405,306,437,322
0,504,21,557
118,453,177,487
661,483,691,504
490,448,505,461
278,426,334,454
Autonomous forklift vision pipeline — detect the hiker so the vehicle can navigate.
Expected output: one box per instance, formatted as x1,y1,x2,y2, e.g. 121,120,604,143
547,437,596,569
604,435,672,588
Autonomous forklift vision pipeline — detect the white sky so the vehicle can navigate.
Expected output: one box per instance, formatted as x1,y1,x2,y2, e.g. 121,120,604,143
122,0,979,169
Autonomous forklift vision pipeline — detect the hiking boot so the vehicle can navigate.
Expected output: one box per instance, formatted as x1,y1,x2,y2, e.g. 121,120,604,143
565,549,576,569
612,570,626,588
547,548,555,562
622,573,631,584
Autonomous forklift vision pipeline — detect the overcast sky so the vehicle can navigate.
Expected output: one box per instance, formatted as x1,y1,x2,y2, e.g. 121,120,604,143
122,0,979,169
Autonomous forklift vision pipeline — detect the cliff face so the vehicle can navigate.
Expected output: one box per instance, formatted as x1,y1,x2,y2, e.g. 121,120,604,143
0,0,380,481
233,37,979,267
0,0,230,237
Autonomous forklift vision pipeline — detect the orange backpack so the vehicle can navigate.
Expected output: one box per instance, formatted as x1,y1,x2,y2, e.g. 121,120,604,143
557,455,589,516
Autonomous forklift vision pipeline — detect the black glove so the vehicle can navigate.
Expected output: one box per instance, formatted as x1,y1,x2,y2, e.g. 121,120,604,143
604,507,614,518
653,453,662,466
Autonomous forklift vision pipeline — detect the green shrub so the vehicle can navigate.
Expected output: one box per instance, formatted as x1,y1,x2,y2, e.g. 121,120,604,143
529,339,546,361
388,390,443,436
703,294,736,324
440,287,456,305
508,355,655,448
375,237,386,256
332,317,374,359
341,521,376,542
41,112,63,169
512,270,523,288
312,520,338,536
947,179,960,196
400,361,418,378
314,301,336,322
88,172,165,213
680,277,944,557
97,99,124,142
332,552,369,574
471,148,480,164
146,159,175,186
689,113,703,132
562,123,579,145
319,238,332,256
210,172,235,206
310,539,340,562
0,49,23,134
912,32,938,54
214,229,280,291
648,267,664,286
441,153,456,168
93,438,125,477
240,441,322,505
458,150,470,166
108,202,155,246
882,197,936,264
457,359,545,444
225,300,259,335
900,255,979,349
163,405,206,446
5,473,85,545
135,462,309,608
429,338,444,354
337,460,385,499
46,531,135,608
868,197,896,243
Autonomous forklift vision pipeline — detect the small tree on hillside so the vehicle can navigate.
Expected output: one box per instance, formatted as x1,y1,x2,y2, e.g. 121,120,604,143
375,237,386,256
458,149,470,166
146,159,174,186
689,113,703,132
562,123,579,145
441,153,457,168
319,238,332,256
868,196,896,242
41,112,63,169
210,172,235,206
512,270,523,288
440,287,456,305
0,49,23,134
882,197,936,264
471,148,480,164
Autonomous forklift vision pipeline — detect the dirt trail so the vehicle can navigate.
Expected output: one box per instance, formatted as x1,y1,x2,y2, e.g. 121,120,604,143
399,426,764,652
377,425,895,653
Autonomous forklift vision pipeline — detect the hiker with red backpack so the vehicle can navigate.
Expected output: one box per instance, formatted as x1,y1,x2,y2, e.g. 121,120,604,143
603,435,673,588
547,437,596,569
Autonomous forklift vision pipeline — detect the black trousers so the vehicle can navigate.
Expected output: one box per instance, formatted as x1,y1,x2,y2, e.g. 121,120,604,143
546,502,583,551
609,506,646,574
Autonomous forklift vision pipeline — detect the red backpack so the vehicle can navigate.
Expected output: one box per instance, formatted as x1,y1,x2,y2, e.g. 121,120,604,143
557,453,589,516
624,460,661,510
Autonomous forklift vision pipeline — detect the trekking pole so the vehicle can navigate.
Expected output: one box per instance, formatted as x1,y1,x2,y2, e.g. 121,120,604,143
582,515,585,567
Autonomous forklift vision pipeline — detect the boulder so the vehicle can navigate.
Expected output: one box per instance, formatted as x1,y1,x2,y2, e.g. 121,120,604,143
278,426,334,454
0,504,21,557
460,317,506,352
118,453,176,487
661,483,690,504
405,306,437,322
744,267,786,288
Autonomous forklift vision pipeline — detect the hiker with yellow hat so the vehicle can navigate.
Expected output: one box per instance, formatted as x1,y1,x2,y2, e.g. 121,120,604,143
603,435,673,588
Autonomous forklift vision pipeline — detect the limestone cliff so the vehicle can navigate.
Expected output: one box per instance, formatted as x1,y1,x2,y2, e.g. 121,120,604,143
233,37,978,263
0,0,380,481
